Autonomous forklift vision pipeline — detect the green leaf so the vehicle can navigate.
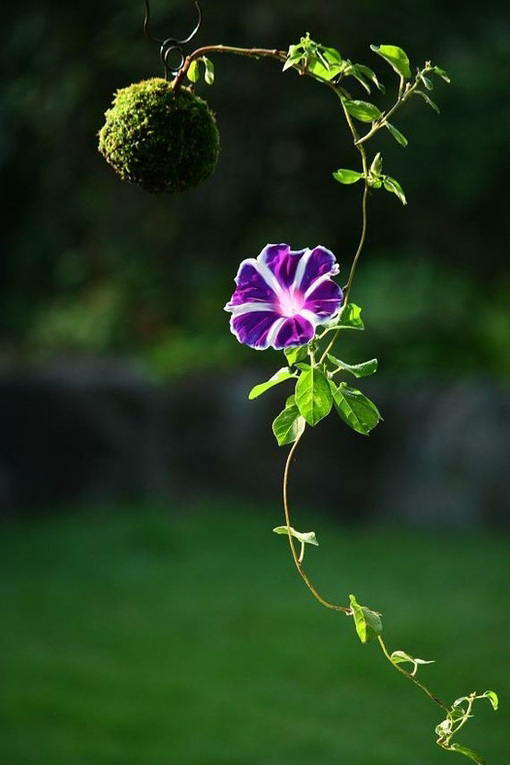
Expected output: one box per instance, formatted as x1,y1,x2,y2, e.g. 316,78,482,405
295,366,333,426
414,89,440,114
330,382,382,435
370,151,383,176
338,303,365,330
344,99,382,122
323,46,343,65
283,37,345,81
284,345,308,366
481,691,499,711
328,355,378,378
307,46,344,81
449,744,485,764
385,121,408,147
202,57,215,85
187,60,200,83
273,526,319,546
452,698,471,715
272,395,306,446
248,367,296,400
282,53,302,72
353,63,385,93
370,44,411,79
432,65,451,83
390,649,434,676
348,70,371,94
333,168,364,185
435,719,452,739
383,176,407,205
349,594,383,643
419,73,434,90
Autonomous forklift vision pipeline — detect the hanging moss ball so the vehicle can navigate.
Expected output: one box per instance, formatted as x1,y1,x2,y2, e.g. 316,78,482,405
98,78,220,194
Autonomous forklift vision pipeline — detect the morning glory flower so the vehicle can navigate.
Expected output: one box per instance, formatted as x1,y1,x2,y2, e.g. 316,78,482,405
224,243,344,350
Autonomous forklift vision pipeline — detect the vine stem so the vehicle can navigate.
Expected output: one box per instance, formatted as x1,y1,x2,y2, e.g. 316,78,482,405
356,68,429,146
282,434,350,613
172,45,286,89
377,636,449,713
319,91,369,364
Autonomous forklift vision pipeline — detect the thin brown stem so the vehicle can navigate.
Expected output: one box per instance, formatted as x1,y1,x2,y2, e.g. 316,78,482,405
319,94,369,364
173,44,287,89
282,435,350,613
356,67,430,146
378,636,449,713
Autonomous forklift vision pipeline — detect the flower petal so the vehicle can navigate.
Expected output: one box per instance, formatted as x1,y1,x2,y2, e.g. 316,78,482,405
294,246,339,293
226,259,278,308
303,277,344,319
273,315,315,349
230,309,284,350
260,243,307,290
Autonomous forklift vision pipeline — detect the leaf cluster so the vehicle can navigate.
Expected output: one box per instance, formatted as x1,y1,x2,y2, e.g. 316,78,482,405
284,33,384,94
248,302,382,446
435,692,499,764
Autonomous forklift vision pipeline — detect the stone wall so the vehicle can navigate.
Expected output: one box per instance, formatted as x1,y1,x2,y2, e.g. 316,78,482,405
0,360,508,527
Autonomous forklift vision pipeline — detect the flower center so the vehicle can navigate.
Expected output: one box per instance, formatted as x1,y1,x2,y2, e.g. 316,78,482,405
277,289,304,318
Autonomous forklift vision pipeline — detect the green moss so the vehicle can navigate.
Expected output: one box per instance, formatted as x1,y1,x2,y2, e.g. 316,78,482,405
98,78,220,194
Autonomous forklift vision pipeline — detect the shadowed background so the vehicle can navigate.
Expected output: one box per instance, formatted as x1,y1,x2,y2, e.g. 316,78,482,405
1,1,509,762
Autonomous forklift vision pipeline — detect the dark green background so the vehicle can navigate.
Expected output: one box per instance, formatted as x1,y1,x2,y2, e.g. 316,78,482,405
2,0,509,378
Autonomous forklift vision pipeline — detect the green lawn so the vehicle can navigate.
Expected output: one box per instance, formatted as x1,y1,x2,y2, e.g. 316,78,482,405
0,502,507,764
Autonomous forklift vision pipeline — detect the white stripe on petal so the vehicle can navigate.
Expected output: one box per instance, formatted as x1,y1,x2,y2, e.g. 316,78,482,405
255,259,286,297
300,308,320,326
292,248,313,291
228,301,276,317
303,272,336,299
265,317,286,348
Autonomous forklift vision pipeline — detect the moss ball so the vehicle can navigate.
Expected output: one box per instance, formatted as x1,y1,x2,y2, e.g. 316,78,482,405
98,78,220,194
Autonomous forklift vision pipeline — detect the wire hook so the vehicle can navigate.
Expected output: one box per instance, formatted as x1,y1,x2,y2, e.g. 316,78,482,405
143,0,202,80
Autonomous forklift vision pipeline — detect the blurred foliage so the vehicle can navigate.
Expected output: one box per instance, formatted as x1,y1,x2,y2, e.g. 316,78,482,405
1,0,509,378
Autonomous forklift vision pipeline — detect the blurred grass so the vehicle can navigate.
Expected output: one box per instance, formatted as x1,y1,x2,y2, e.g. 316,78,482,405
0,502,507,764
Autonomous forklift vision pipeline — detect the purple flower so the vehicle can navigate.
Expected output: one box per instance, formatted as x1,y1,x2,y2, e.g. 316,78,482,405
225,243,344,350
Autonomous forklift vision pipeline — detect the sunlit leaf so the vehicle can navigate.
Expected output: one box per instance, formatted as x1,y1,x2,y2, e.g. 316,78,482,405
385,121,408,146
449,744,485,764
353,63,385,93
349,594,383,643
414,89,440,114
344,99,382,122
273,526,319,546
295,366,333,426
383,175,407,205
187,60,200,83
338,302,364,330
284,345,308,366
333,168,364,184
390,649,434,675
370,44,411,79
432,65,451,83
370,151,383,176
272,395,306,446
248,367,296,400
328,355,378,378
481,691,499,711
330,382,382,435
203,57,215,85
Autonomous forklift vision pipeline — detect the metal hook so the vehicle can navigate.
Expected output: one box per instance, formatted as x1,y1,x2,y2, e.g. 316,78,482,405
143,0,202,80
